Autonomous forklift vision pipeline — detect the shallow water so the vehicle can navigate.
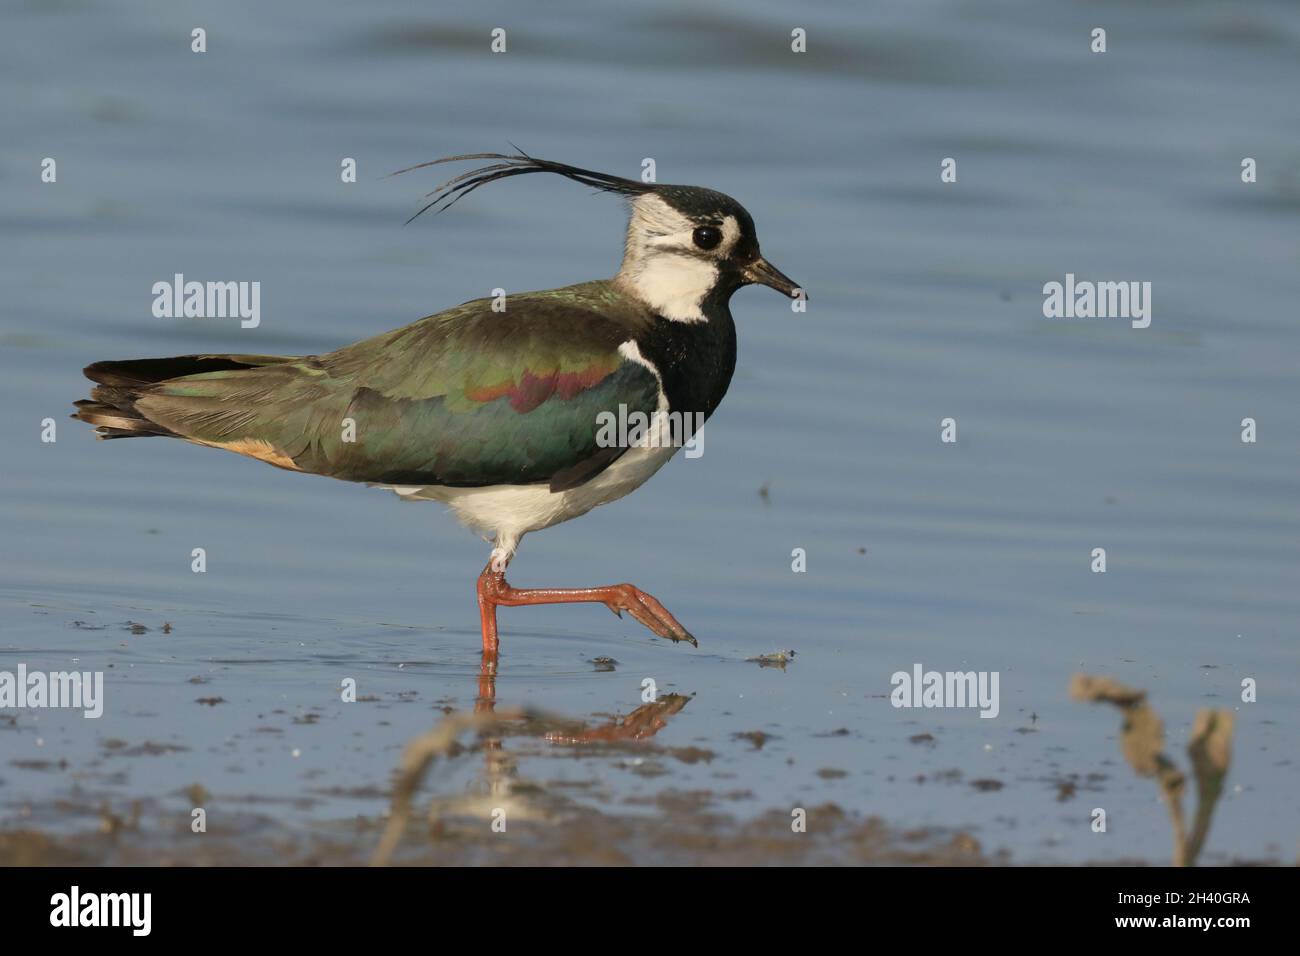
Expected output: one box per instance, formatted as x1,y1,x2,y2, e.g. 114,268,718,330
2,0,1298,864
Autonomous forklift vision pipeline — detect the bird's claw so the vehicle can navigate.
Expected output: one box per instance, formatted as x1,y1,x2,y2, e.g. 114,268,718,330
606,585,697,648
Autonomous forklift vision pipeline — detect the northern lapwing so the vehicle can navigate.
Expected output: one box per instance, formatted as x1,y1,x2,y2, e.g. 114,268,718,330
74,152,801,658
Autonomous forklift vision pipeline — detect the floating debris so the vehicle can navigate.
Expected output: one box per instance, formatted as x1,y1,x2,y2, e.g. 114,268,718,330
10,759,67,772
746,650,796,669
733,730,771,750
1055,779,1077,802
102,741,187,757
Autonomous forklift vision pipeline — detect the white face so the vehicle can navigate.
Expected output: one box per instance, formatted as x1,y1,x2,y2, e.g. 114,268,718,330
615,194,743,322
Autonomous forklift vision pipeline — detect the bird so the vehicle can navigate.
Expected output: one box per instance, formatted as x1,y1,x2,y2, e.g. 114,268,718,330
73,152,801,659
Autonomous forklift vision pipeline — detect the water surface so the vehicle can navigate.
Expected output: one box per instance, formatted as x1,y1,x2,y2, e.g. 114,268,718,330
2,0,1298,864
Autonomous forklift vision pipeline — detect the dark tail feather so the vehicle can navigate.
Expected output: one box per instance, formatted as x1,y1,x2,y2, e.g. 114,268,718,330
72,399,172,438
74,354,296,440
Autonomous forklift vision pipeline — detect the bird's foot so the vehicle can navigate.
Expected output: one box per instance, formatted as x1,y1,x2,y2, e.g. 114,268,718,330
476,561,697,649
601,584,697,647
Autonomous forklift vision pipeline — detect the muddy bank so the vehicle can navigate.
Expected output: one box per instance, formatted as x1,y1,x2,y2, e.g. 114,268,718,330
0,799,993,867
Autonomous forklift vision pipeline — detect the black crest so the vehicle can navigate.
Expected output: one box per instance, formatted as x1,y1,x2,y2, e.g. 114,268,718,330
392,150,655,223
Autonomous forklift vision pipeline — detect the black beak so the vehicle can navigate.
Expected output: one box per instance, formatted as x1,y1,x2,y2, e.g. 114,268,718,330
742,256,803,299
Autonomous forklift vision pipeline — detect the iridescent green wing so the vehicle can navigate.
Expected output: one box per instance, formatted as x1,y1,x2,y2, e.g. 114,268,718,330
139,283,661,489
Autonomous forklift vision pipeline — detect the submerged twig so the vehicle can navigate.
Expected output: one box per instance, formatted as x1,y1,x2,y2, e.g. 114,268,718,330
370,708,527,867
1185,709,1234,866
1070,674,1233,866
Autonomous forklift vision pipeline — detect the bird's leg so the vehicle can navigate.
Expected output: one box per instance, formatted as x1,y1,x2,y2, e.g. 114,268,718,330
476,556,696,651
475,653,497,712
478,557,506,658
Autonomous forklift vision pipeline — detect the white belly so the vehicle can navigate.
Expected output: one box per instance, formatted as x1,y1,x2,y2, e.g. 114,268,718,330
379,442,678,555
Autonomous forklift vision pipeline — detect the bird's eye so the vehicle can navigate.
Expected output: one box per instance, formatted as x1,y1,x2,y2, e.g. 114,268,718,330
692,226,722,250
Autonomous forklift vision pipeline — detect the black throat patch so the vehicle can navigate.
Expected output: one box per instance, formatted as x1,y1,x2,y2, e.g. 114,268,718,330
631,292,738,422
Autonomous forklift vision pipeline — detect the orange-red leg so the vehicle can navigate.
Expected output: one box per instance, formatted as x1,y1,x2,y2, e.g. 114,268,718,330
544,693,692,744
475,559,696,657
475,652,497,712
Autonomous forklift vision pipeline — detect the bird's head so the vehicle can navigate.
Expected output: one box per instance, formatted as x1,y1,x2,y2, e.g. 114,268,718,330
617,185,800,321
395,151,801,322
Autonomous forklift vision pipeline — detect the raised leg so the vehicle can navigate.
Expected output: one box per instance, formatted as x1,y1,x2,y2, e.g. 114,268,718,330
476,558,696,656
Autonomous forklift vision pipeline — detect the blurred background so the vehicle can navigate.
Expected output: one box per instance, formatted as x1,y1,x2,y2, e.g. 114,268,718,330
1,0,1298,863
